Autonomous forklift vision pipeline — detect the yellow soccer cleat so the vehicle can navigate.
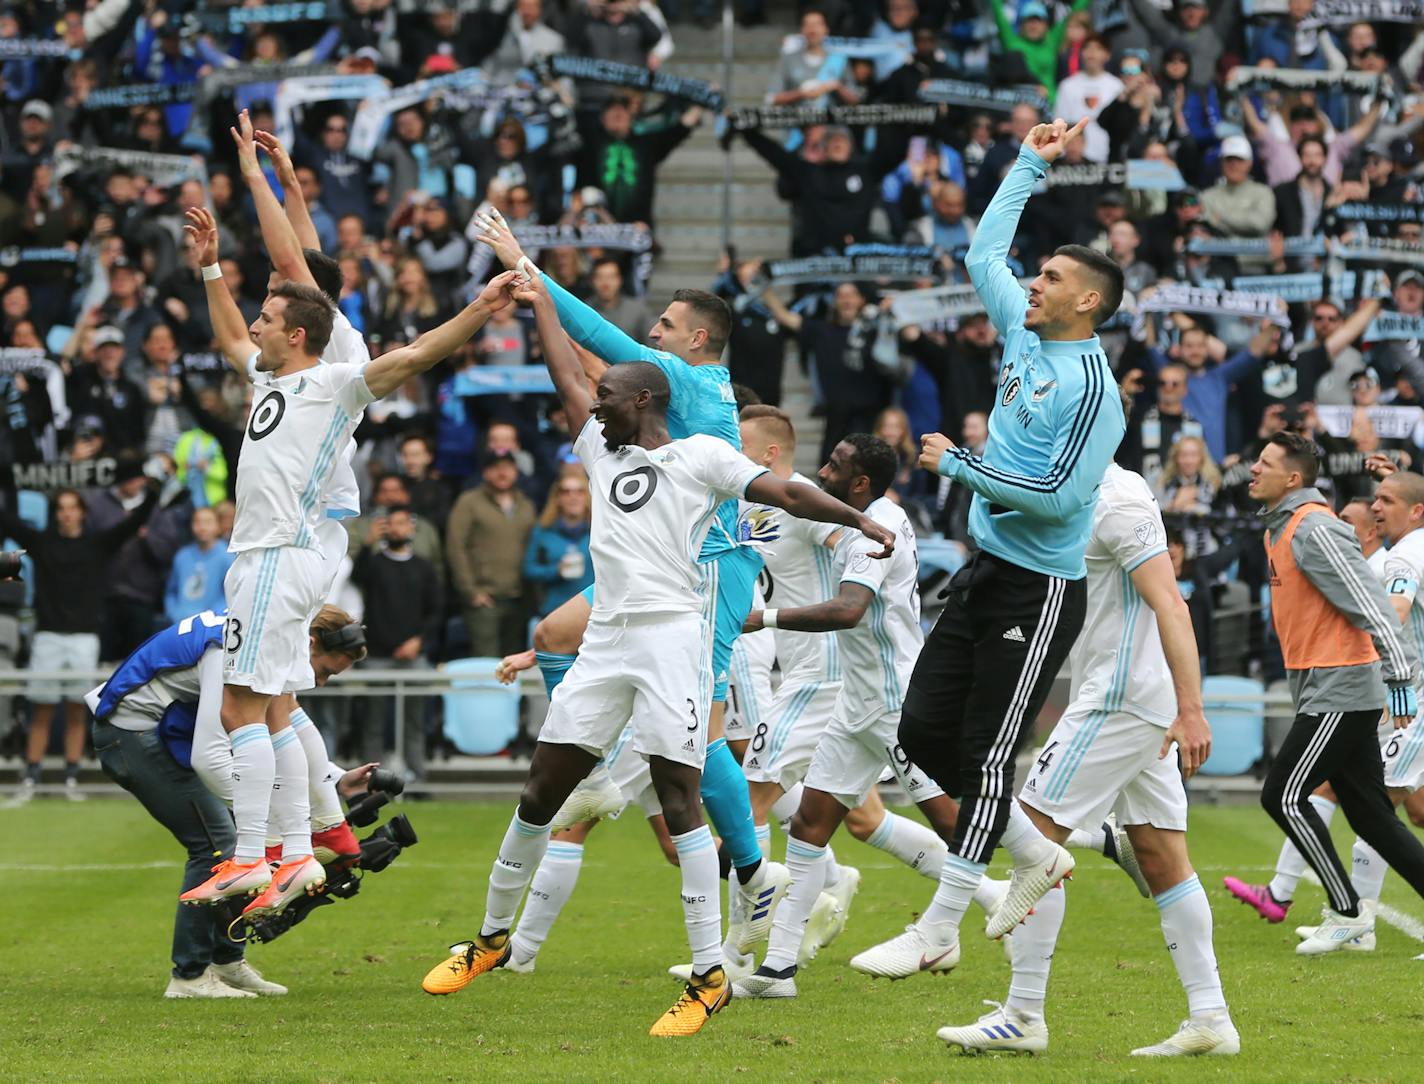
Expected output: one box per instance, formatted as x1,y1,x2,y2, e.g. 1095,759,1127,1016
421,933,511,995
649,965,730,1037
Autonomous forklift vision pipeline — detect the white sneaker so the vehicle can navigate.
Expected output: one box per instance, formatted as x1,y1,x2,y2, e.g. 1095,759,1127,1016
668,950,753,984
848,923,960,979
735,861,791,952
1131,1015,1240,1056
163,968,257,999
550,765,625,832
1105,814,1149,898
798,891,843,966
937,1001,1048,1054
731,966,798,999
210,960,287,995
502,953,537,974
1296,907,1375,955
986,843,1074,940
1293,923,1375,951
3,778,36,808
64,777,87,803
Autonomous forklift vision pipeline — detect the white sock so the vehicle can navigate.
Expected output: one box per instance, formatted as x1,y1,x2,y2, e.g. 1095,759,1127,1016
1065,826,1106,852
1269,795,1335,902
1351,838,1388,903
1155,874,1227,1019
510,841,583,964
755,822,771,860
671,826,722,974
483,811,552,936
973,875,1008,914
762,836,827,973
1000,801,1055,865
229,723,275,862
918,853,986,938
271,728,313,860
771,784,802,827
1005,883,1065,1020
865,811,948,879
722,873,746,961
291,708,344,831
822,842,842,889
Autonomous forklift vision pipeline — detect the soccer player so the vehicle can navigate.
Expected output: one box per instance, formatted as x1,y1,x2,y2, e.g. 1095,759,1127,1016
732,434,961,1000
419,272,894,1036
922,458,1237,1055
177,204,522,919
473,211,781,930
86,606,370,998
1247,432,1424,952
891,117,1127,973
1227,471,1424,944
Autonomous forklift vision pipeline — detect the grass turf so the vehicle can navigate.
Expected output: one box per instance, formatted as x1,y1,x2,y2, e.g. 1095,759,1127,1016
2,800,1422,1082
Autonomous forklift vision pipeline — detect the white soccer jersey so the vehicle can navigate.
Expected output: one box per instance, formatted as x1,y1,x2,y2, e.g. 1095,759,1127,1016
1068,464,1174,726
1380,528,1424,682
231,355,376,553
1368,546,1390,580
740,471,842,680
575,419,768,620
832,496,921,712
322,311,371,519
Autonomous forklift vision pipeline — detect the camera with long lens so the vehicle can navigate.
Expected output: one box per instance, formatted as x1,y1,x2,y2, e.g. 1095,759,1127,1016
228,772,417,945
0,551,23,581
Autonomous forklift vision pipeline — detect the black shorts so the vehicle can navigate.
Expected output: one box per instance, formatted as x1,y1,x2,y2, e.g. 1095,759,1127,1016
899,552,1087,863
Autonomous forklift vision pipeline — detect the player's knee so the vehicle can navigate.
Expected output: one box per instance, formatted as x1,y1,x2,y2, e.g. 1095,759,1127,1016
843,806,879,842
517,777,562,826
656,788,701,836
1409,804,1424,830
531,618,556,654
788,808,834,848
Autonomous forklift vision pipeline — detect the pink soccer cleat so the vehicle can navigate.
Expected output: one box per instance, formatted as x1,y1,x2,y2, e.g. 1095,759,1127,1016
1222,877,1289,923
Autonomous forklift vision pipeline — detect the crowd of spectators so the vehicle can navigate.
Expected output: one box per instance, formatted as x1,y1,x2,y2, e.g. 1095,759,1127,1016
2,0,1424,775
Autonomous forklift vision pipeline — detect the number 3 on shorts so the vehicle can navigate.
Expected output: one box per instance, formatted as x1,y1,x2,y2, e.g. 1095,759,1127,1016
225,617,244,654
686,698,699,732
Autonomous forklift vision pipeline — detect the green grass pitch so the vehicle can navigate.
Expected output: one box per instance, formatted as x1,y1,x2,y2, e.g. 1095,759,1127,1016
3,800,1423,1082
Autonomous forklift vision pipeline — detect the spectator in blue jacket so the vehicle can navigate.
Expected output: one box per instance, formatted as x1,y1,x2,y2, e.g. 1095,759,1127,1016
1145,321,1277,462
522,470,594,617
164,506,235,625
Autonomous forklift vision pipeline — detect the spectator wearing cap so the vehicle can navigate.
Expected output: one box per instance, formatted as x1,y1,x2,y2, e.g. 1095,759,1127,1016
586,258,652,341
1372,140,1422,204
0,99,54,200
986,0,1090,100
577,96,701,228
163,506,234,625
1125,0,1239,88
1241,96,1382,189
739,122,878,256
295,111,373,227
523,470,595,618
1200,135,1275,239
97,257,162,361
446,449,537,658
483,0,566,85
67,326,147,455
1053,36,1123,164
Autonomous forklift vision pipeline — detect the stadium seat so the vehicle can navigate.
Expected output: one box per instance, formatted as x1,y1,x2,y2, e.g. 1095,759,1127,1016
1198,675,1266,776
441,658,521,756
17,490,46,530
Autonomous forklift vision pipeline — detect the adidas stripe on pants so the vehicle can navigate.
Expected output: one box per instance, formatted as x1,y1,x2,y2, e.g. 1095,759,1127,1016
899,552,1086,864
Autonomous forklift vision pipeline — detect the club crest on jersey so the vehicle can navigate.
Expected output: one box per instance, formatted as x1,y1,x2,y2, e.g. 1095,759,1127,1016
247,390,286,440
1001,377,1021,408
610,465,658,512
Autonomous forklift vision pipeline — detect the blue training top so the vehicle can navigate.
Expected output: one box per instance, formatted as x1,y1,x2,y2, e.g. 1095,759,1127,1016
543,275,743,562
936,145,1125,581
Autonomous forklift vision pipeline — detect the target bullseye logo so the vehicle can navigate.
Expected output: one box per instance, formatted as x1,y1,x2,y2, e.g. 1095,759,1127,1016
248,391,286,441
610,465,657,512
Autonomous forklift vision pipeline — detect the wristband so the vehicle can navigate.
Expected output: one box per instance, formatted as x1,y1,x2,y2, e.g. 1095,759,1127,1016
1390,683,1417,719
517,256,540,281
201,263,223,281
762,609,778,630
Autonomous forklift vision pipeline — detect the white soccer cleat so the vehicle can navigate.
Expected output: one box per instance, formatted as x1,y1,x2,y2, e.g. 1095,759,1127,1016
937,1001,1048,1054
1105,814,1150,898
163,968,257,999
210,960,287,996
986,843,1074,940
848,923,960,979
1293,923,1375,951
668,950,754,985
1130,1015,1240,1056
735,861,791,952
502,953,537,974
1296,907,1375,955
550,766,625,832
798,891,844,966
731,965,798,999
64,777,87,803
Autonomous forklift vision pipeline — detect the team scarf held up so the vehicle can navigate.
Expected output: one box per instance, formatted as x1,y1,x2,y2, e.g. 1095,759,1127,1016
727,103,937,131
53,146,208,190
532,54,724,111
757,244,942,288
464,221,656,294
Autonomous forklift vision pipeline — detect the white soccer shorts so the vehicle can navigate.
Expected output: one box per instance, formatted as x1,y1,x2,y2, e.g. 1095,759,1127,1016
222,545,328,696
804,696,943,810
1019,704,1188,832
742,671,843,789
539,612,712,770
604,723,662,817
1380,715,1424,793
725,626,775,742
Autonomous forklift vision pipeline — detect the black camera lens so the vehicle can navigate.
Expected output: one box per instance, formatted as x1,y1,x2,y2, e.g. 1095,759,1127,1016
0,551,23,580
369,767,405,796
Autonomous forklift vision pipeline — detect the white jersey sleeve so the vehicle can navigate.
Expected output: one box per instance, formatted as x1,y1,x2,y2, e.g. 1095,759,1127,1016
574,417,612,470
839,529,893,595
1095,487,1169,573
327,361,377,415
682,434,768,502
1382,535,1424,605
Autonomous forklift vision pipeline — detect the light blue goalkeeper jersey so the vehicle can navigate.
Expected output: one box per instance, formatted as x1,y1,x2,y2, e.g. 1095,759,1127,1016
543,275,742,561
936,145,1125,581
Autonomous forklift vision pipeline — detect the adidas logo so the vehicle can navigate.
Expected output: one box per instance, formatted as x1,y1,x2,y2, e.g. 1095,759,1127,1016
746,757,759,768
682,738,696,752
1025,777,1037,791
1002,626,1026,642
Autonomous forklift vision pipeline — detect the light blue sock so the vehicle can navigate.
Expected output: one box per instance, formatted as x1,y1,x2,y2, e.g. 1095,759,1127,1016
755,822,771,859
534,651,577,698
700,737,761,876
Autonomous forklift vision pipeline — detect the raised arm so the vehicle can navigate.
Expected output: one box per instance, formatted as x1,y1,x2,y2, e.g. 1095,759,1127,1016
254,129,321,253
746,581,874,633
361,271,521,400
1126,0,1174,39
743,473,895,557
966,118,1087,335
511,273,594,422
233,111,315,290
760,286,803,333
185,207,256,374
1325,296,1382,359
1130,550,1210,776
